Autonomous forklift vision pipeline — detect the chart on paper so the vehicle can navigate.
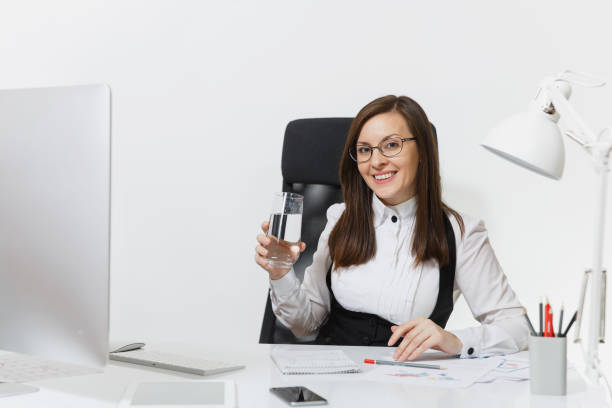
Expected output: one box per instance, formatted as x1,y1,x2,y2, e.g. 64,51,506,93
361,355,504,388
475,355,530,383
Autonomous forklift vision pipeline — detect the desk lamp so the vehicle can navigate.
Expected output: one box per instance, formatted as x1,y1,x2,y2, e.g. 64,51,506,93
481,70,611,385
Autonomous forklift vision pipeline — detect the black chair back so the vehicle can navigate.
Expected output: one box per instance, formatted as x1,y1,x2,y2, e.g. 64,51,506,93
259,118,351,344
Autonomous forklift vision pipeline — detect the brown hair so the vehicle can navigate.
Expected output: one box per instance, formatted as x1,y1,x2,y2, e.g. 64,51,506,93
329,95,464,269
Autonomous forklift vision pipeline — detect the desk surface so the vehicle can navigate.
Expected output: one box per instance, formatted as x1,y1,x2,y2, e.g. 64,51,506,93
2,342,609,408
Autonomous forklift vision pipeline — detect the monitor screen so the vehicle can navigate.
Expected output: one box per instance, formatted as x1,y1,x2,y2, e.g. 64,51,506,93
0,84,111,368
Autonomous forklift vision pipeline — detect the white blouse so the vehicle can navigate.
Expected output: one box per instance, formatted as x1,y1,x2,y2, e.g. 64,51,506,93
269,194,529,358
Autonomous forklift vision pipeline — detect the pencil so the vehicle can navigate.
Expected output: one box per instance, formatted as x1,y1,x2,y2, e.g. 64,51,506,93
544,298,554,337
539,298,543,336
364,359,445,370
562,311,577,337
558,304,564,337
522,308,537,336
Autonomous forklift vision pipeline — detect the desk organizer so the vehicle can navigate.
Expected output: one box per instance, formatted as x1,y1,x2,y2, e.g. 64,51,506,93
529,335,567,395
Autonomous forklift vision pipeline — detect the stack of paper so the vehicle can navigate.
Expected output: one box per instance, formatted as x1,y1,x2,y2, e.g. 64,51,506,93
269,347,532,388
271,349,361,375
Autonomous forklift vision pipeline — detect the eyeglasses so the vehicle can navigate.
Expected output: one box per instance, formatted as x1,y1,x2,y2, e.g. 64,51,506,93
349,136,416,163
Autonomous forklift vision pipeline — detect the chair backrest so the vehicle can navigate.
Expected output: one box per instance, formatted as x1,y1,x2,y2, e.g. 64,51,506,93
258,117,438,344
259,118,350,344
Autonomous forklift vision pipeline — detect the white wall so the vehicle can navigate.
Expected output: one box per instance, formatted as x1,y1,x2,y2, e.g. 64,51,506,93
1,0,610,361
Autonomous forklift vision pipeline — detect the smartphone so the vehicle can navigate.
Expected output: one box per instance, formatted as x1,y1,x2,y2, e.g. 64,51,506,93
270,386,328,406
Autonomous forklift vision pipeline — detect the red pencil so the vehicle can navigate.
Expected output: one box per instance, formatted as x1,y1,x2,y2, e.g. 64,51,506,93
544,300,555,337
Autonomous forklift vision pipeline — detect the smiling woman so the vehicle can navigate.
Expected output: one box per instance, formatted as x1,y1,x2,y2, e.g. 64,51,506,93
254,95,530,362
331,96,463,270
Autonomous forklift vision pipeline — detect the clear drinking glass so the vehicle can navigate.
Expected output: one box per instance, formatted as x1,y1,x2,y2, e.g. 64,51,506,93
265,192,303,268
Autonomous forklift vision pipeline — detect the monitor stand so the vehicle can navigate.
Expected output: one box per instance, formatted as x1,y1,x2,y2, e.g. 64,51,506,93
0,383,38,398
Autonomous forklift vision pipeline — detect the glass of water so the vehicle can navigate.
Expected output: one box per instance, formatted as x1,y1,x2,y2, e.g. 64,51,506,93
266,192,303,268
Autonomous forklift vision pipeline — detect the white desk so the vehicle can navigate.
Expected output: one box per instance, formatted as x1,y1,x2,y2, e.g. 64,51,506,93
2,342,609,407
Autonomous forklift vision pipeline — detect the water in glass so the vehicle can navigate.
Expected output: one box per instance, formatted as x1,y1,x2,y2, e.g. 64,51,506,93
266,213,302,267
265,192,303,268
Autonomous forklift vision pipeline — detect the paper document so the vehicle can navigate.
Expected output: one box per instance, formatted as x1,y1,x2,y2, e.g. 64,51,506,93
361,354,504,388
271,349,361,375
475,355,530,383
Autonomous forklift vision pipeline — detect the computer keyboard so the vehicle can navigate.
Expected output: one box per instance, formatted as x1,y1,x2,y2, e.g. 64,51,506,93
109,349,245,376
0,351,98,382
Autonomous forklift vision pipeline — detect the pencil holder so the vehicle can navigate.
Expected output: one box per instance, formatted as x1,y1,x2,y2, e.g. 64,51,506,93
529,335,567,396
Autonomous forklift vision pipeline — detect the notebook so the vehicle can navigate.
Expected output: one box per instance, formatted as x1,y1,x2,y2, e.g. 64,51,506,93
271,349,361,375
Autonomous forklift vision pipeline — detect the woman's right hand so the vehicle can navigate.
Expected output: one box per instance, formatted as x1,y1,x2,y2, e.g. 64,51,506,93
254,220,306,280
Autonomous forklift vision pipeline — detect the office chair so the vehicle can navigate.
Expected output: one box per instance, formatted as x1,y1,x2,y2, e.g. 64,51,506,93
259,118,351,344
258,118,438,344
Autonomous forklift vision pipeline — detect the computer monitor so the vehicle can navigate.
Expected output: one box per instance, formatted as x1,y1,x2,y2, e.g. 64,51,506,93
0,84,111,371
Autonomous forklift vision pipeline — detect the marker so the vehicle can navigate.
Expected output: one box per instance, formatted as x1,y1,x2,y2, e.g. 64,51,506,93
364,359,445,370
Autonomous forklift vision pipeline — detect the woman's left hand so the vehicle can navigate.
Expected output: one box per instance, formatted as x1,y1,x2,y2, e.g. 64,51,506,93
387,317,463,361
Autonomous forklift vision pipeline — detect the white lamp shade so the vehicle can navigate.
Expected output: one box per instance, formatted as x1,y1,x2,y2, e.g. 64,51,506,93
481,109,565,180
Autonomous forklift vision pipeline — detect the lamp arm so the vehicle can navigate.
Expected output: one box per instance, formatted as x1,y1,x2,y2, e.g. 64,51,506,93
543,83,598,147
544,74,612,383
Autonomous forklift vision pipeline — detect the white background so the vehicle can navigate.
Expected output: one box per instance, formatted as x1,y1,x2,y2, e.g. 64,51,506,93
1,0,610,365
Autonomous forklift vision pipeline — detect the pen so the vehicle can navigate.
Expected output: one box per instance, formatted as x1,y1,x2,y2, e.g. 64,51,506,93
558,304,564,338
522,308,537,336
364,359,445,370
562,311,577,337
539,298,543,336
